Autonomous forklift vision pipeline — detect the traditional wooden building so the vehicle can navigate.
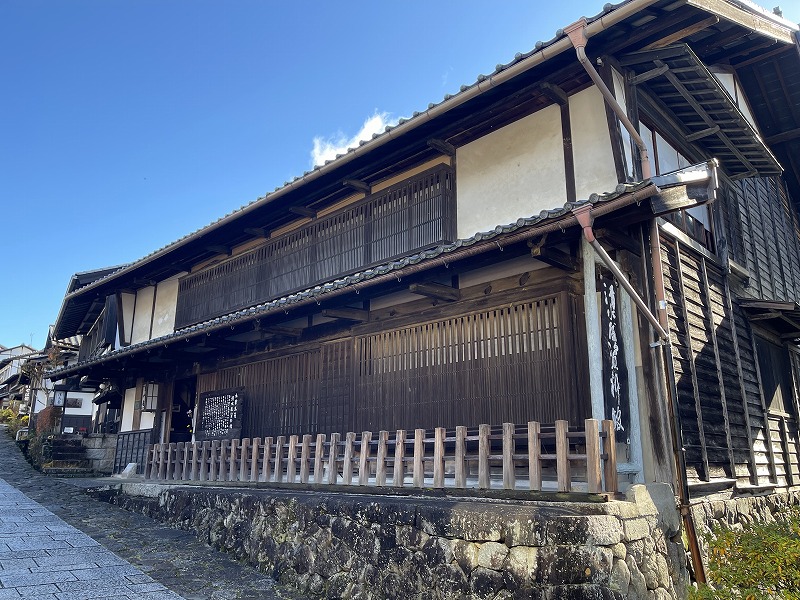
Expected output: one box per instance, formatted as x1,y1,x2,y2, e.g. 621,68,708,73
48,0,800,506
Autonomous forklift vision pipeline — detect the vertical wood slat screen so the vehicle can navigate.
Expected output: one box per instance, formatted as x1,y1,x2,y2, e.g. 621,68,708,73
196,294,586,439
354,294,583,432
175,165,455,328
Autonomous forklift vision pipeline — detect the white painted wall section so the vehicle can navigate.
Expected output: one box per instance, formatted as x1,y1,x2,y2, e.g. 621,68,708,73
120,293,135,345
121,387,136,432
570,86,619,200
151,274,184,339
140,411,155,430
130,286,155,344
456,104,566,238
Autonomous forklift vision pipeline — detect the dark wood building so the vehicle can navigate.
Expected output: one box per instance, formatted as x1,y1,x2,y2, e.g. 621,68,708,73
48,0,800,501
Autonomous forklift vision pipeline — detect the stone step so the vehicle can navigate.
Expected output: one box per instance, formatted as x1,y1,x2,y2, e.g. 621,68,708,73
41,466,95,477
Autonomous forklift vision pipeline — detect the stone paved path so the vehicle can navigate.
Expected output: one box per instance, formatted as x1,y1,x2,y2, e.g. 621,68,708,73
0,429,303,599
0,478,183,599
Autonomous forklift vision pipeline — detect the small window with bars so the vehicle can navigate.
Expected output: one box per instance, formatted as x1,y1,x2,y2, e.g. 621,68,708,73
141,382,160,412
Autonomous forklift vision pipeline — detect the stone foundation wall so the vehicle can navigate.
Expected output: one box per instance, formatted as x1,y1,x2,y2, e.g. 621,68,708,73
81,433,117,474
106,482,688,599
689,490,800,565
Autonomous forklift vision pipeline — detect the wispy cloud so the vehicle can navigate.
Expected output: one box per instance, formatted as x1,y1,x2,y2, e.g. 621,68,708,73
311,111,395,167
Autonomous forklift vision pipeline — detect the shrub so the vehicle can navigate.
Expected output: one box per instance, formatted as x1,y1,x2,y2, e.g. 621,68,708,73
691,507,800,599
0,408,15,423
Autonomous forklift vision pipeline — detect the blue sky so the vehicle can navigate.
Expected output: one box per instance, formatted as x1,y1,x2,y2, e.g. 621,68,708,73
1,1,798,349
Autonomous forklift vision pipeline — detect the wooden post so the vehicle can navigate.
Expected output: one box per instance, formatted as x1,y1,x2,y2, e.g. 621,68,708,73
158,443,167,480
218,440,228,482
287,435,299,483
585,419,602,494
393,430,406,487
556,420,570,492
165,443,176,481
239,438,250,482
199,441,210,481
502,423,514,490
262,437,274,483
376,431,388,487
358,431,372,486
478,424,490,489
413,429,425,488
314,434,326,484
274,436,286,483
327,433,340,484
209,441,219,481
249,438,261,482
300,435,312,484
189,442,200,481
602,420,618,493
433,427,445,488
455,426,466,488
176,442,186,481
528,421,541,491
229,439,239,482
144,445,154,479
342,432,355,485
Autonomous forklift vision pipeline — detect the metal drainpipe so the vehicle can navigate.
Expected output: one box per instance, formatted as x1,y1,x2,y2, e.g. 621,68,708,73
564,19,652,180
572,208,707,583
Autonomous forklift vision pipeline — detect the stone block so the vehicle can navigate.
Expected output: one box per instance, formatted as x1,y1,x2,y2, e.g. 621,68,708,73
609,558,630,596
477,541,508,570
504,516,548,547
501,546,537,591
547,515,622,547
537,546,612,586
452,539,479,573
623,518,650,542
626,556,648,599
469,566,504,599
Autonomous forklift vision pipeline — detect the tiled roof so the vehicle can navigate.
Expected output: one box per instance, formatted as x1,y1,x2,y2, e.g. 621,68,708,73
62,1,639,300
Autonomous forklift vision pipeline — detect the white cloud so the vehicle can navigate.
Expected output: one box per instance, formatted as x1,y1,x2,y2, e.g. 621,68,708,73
311,111,395,167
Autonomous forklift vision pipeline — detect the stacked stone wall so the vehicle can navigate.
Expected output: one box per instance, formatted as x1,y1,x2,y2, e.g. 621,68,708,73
107,483,688,599
689,490,800,565
81,433,117,474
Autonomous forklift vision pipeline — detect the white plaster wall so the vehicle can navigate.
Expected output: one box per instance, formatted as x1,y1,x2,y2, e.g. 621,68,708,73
456,104,566,238
120,293,135,345
64,392,95,416
140,411,155,430
151,274,184,339
569,85,619,199
121,387,136,432
130,286,155,344
712,71,757,130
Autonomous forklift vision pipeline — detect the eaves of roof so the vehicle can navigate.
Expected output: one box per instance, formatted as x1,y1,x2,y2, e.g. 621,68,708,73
54,0,796,316
48,166,716,382
58,0,660,303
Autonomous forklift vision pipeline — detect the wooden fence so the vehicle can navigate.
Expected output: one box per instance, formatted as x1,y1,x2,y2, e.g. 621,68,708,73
145,419,618,494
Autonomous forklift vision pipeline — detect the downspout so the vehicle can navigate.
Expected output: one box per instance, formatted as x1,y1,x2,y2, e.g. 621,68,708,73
564,19,652,180
573,203,706,584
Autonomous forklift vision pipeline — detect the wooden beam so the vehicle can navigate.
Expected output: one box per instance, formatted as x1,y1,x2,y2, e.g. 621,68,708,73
289,206,317,218
321,307,370,322
537,82,568,106
342,179,370,194
244,227,268,238
629,64,670,86
206,245,231,256
765,127,800,147
685,125,720,142
594,228,642,256
408,282,461,302
748,311,781,321
529,247,579,272
261,326,303,338
780,331,800,341
427,139,456,157
641,15,719,50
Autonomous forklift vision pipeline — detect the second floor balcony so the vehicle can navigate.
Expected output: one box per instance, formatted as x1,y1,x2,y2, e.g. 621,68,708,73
175,164,456,329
